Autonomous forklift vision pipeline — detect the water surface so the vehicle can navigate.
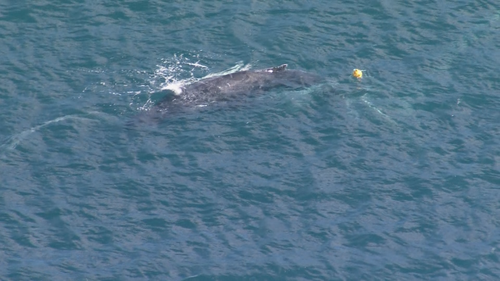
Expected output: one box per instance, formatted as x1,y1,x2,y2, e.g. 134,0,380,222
1,0,499,280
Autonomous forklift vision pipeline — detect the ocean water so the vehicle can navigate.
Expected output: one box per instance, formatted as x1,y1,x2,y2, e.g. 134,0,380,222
1,0,499,280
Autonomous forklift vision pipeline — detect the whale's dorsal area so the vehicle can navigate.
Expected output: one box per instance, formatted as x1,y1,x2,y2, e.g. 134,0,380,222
260,64,287,73
140,64,323,120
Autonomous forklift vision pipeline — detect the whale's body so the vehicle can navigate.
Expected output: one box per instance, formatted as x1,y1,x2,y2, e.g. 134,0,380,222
133,64,322,123
157,64,321,110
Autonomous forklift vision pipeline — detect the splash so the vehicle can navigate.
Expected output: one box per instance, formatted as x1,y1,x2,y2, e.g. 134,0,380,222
153,56,252,94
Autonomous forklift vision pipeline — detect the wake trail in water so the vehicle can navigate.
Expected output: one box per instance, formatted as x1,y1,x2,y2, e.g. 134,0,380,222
0,112,106,154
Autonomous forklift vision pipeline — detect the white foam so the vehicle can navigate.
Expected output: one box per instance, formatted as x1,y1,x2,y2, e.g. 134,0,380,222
202,62,251,79
162,81,184,95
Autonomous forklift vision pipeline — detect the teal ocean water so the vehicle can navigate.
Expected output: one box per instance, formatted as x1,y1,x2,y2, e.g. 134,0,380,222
1,1,499,280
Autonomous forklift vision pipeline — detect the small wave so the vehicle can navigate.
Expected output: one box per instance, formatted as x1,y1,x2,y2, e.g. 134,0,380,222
0,112,104,153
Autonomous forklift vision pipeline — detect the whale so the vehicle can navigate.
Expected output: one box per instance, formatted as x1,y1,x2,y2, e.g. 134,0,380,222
132,64,323,123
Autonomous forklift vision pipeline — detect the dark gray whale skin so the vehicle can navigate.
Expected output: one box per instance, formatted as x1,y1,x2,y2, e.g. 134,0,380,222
157,64,321,109
132,64,322,123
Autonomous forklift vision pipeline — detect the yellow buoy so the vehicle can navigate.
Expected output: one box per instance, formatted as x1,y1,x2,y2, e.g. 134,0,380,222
352,69,363,79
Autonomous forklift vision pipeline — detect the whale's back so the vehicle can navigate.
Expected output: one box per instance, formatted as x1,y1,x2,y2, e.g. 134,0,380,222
156,64,322,109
